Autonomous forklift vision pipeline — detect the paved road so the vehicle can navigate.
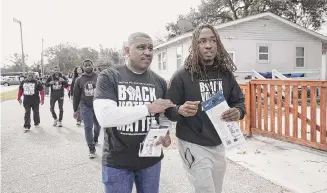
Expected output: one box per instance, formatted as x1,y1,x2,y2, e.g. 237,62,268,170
1,97,288,193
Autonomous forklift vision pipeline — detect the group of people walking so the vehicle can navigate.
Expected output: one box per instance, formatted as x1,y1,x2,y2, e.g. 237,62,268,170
17,60,101,159
17,24,245,193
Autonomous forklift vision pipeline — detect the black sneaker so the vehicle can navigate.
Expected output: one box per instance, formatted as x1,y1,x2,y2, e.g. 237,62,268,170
89,149,96,159
94,138,99,146
53,119,58,126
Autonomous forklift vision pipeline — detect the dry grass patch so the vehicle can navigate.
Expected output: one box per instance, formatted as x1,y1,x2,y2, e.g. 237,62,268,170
0,89,18,102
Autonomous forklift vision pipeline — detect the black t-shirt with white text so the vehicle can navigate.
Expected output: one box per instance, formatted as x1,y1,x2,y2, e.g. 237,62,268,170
94,65,167,170
165,66,245,147
73,73,98,112
19,79,44,104
46,74,68,98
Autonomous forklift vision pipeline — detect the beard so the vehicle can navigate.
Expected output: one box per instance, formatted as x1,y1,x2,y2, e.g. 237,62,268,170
84,68,93,74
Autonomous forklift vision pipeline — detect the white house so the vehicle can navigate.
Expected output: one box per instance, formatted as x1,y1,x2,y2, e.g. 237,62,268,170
151,12,327,81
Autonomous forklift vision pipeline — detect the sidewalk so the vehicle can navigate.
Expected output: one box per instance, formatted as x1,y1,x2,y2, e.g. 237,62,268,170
226,136,327,193
1,97,288,193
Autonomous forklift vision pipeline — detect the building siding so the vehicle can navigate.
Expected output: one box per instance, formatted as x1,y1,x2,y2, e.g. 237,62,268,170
222,39,322,72
218,17,320,42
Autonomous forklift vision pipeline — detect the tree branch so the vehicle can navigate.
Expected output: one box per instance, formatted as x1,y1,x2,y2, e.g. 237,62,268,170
224,0,239,19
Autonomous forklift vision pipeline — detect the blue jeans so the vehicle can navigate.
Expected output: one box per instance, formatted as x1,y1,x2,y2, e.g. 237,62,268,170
102,161,161,193
81,104,101,150
77,103,83,122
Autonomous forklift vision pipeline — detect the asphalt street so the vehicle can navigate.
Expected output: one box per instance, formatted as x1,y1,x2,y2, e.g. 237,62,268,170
1,97,288,193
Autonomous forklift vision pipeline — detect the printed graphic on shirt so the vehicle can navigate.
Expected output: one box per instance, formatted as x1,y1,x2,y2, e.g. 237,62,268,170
52,81,62,90
116,81,157,136
199,79,223,101
84,81,96,96
23,83,36,95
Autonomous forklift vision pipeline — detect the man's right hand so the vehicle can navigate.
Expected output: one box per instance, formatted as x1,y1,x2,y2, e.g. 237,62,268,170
50,81,55,84
17,99,22,105
178,101,201,117
147,99,175,114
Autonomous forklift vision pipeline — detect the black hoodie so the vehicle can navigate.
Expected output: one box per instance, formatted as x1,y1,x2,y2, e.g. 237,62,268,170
69,76,79,97
73,72,98,112
164,66,245,147
45,73,68,98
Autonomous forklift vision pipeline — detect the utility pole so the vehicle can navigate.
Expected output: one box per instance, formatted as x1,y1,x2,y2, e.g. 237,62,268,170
41,38,44,77
13,18,25,75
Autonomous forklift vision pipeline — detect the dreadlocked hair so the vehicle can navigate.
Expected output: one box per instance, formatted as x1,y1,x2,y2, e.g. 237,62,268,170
184,24,237,81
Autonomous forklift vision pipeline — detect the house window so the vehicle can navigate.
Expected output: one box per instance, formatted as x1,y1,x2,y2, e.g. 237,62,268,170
162,52,167,70
176,46,182,68
158,51,167,71
258,46,269,61
158,53,162,70
227,51,235,63
296,47,304,67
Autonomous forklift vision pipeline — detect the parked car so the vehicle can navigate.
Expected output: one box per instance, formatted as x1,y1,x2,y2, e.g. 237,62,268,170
1,76,20,86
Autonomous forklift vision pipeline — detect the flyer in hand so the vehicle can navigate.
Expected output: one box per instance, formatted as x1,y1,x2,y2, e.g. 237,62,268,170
138,121,169,157
202,91,246,150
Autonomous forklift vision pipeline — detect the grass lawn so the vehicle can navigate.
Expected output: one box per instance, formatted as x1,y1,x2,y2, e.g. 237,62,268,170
0,89,18,102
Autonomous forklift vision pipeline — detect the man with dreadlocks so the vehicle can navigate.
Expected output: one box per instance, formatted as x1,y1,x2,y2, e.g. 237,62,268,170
165,24,245,193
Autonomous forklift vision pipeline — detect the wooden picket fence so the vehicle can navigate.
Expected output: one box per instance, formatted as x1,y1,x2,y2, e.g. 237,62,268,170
165,79,326,151
239,83,251,136
239,80,327,151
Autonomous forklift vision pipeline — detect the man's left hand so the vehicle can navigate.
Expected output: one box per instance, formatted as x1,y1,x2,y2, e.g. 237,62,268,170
59,77,65,82
73,111,78,119
221,108,240,122
40,100,44,105
155,134,171,147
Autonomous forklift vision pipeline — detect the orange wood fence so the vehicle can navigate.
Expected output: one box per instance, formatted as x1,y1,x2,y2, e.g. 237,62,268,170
239,80,327,151
239,83,251,136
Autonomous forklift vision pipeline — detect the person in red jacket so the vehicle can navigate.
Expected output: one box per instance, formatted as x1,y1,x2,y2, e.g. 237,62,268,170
17,71,45,132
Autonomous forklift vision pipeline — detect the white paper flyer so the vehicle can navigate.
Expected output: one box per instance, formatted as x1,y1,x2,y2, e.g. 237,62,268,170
202,91,246,150
139,122,169,157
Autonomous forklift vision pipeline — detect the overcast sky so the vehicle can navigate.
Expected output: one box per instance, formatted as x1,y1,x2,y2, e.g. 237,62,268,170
1,0,201,67
1,0,327,67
